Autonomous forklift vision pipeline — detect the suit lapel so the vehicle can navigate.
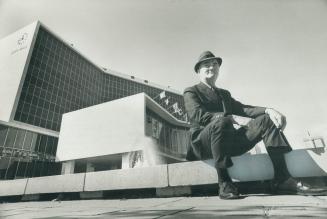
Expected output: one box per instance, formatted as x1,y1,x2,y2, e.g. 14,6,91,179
196,83,218,103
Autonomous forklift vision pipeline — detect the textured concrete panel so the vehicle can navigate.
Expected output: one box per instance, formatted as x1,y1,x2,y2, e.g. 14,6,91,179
168,161,218,186
0,178,28,196
25,173,85,194
84,165,168,191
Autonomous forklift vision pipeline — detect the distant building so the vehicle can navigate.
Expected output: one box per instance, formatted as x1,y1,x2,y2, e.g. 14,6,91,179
0,21,186,180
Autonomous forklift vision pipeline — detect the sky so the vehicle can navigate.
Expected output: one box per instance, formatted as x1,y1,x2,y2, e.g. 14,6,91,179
0,0,327,148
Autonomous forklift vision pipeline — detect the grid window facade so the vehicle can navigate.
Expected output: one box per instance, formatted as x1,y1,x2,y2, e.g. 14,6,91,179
14,27,185,131
0,124,60,180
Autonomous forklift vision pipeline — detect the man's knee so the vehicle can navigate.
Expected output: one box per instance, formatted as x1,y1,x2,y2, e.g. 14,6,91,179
256,114,274,130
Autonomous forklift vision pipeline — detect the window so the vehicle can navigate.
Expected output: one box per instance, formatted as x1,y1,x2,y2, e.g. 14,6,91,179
23,132,33,150
13,130,26,149
4,128,17,148
0,125,8,146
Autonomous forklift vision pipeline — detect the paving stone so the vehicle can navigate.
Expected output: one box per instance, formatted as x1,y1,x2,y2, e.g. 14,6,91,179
1,195,327,218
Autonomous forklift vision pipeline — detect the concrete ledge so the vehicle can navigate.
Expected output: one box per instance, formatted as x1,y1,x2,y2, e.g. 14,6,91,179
84,165,168,191
1,148,326,198
168,149,327,187
0,178,28,196
168,154,275,187
25,173,85,194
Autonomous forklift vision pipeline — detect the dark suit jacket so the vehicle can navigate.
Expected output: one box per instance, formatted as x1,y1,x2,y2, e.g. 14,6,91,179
183,82,266,160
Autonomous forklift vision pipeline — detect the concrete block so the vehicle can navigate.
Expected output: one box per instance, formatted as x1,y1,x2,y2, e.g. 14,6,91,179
84,165,168,191
79,191,104,199
168,161,218,187
25,173,85,195
285,149,327,177
156,186,191,197
0,178,28,196
228,153,274,181
168,148,327,187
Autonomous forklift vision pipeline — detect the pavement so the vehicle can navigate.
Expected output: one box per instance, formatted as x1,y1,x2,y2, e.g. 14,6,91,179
1,195,327,218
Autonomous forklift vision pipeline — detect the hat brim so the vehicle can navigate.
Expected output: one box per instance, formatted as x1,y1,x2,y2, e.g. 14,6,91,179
194,57,222,73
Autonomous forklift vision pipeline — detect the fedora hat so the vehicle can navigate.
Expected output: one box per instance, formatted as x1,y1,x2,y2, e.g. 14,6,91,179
194,51,222,73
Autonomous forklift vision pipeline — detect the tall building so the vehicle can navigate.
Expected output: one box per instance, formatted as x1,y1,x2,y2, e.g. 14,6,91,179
0,21,186,180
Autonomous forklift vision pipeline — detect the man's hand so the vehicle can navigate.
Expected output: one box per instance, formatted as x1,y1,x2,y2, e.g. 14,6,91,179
265,108,287,131
227,115,243,129
226,115,239,124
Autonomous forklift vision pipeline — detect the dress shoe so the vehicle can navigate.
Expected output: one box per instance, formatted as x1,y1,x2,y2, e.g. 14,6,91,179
276,177,327,196
219,182,240,199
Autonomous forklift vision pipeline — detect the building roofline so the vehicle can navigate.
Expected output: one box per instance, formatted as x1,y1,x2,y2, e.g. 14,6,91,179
36,21,182,95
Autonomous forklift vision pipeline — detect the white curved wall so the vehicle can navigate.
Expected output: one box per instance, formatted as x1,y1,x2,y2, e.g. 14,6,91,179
0,21,38,122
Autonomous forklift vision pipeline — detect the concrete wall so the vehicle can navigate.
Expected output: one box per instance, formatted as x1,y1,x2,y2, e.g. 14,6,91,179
0,21,38,122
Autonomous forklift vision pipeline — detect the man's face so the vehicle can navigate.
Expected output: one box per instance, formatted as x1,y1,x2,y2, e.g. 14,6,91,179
197,59,220,86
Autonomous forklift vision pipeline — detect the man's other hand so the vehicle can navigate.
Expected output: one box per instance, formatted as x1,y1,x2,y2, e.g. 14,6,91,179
265,108,287,131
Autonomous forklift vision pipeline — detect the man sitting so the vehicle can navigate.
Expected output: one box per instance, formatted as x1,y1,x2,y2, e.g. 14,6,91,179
183,51,319,199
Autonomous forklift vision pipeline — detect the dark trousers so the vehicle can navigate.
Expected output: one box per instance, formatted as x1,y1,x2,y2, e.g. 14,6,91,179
199,114,292,169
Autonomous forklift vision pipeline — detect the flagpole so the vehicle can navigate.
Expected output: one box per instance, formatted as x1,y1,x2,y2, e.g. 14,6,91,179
152,93,161,100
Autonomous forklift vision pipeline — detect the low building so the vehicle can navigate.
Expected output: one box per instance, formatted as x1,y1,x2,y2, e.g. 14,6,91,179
57,93,190,174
